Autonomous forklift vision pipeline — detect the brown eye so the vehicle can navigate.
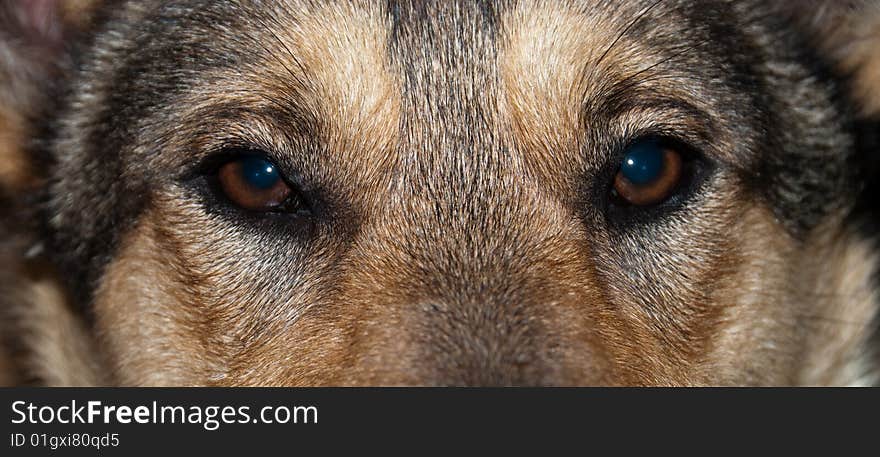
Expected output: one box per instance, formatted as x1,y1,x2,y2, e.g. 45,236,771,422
612,138,683,206
217,156,294,211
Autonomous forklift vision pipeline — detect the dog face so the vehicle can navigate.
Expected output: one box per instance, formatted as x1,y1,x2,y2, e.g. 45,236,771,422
4,0,878,385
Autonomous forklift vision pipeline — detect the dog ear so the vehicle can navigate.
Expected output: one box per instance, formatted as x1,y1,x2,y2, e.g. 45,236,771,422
0,0,97,193
776,0,880,116
0,0,96,41
0,1,104,386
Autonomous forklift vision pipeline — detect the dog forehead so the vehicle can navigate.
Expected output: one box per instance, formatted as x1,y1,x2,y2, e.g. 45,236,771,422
235,0,717,168
136,0,733,162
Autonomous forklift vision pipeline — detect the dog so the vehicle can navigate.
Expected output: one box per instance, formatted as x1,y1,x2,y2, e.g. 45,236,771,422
0,0,878,386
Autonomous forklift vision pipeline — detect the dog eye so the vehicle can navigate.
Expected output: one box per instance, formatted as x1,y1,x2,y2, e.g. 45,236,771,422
611,138,683,206
217,155,296,212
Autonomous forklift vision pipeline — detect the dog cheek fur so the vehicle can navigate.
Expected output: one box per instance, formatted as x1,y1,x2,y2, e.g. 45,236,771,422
90,214,210,386
90,193,355,386
695,205,879,386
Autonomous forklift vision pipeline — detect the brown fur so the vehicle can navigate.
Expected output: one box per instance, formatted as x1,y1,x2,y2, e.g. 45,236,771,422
1,0,879,385
781,0,880,117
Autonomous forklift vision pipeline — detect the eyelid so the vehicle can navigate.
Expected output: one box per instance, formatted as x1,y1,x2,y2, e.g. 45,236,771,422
190,145,291,183
604,99,719,155
172,102,312,164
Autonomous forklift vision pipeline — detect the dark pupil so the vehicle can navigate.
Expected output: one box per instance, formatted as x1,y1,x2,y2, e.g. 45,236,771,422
620,140,665,185
239,156,280,190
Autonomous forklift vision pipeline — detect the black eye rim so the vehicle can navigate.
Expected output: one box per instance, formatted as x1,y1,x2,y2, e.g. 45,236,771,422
597,133,714,227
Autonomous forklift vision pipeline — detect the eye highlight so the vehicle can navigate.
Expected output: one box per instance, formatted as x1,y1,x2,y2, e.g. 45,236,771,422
217,155,296,212
612,138,683,206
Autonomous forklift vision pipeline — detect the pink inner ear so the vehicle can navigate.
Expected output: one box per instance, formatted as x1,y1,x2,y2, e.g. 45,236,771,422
10,0,63,45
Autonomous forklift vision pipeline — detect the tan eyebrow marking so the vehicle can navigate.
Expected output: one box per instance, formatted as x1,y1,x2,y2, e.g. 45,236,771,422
499,1,648,176
184,1,402,206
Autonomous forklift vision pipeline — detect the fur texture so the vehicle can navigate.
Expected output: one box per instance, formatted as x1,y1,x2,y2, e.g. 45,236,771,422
1,0,879,385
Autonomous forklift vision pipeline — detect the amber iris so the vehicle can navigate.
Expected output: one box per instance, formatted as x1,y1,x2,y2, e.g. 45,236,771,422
613,139,683,206
218,156,292,211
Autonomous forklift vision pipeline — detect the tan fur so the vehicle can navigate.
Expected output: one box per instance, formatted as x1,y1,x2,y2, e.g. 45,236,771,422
0,108,31,191
798,225,880,385
291,2,400,153
73,2,873,386
60,0,99,30
92,209,219,386
2,0,879,386
501,2,610,158
11,270,105,386
500,2,649,166
840,12,880,117
794,1,880,117
0,352,14,386
0,43,40,193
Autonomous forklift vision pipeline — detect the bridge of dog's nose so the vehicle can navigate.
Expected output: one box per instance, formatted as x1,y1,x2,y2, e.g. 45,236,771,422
400,301,557,386
325,187,618,385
